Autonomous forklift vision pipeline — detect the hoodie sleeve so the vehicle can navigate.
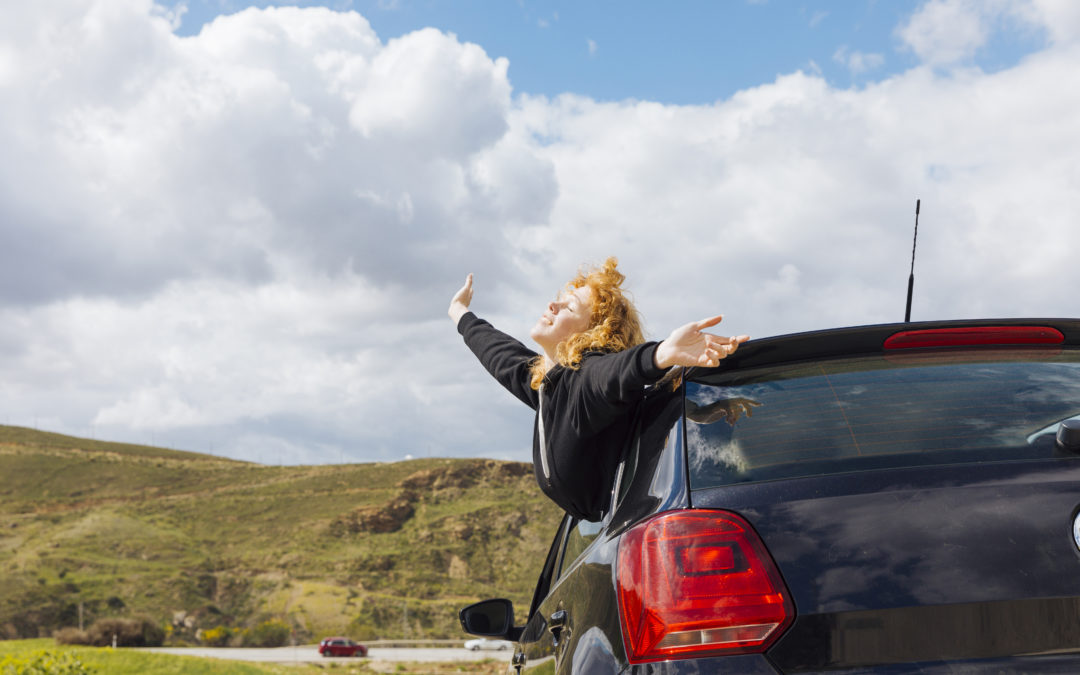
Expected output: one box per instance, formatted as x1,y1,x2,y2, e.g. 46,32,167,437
457,311,540,409
560,341,669,436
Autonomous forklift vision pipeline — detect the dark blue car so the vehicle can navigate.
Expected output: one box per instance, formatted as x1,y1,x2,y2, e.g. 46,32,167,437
461,319,1080,673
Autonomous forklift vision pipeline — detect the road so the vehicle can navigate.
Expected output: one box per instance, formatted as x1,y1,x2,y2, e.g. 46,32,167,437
140,645,513,664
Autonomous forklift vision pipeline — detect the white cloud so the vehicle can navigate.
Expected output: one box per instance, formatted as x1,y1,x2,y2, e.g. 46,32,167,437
346,27,511,159
897,0,992,66
0,1,1078,465
833,46,885,75
152,1,187,31
896,0,1079,67
507,53,1080,334
1021,0,1080,44
587,38,597,55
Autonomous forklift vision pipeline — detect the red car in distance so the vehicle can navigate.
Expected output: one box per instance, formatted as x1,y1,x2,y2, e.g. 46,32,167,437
318,637,367,657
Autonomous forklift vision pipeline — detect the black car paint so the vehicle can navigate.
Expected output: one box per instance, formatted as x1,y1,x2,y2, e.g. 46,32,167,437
694,459,1080,670
464,319,1080,673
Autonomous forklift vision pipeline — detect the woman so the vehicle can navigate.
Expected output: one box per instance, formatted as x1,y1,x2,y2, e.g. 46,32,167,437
448,257,748,521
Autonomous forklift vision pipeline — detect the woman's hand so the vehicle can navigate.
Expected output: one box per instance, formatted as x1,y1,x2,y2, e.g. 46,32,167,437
448,274,474,324
654,315,749,369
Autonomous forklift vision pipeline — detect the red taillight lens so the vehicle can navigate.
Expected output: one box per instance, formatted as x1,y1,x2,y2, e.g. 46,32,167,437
616,510,794,663
884,326,1064,350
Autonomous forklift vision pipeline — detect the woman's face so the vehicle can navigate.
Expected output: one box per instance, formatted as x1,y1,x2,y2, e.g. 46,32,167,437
530,284,594,355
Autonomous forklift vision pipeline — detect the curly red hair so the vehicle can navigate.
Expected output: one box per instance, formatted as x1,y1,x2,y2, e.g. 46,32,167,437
529,257,645,390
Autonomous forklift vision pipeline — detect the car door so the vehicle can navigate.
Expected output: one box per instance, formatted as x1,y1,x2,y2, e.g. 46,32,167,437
517,514,622,675
514,514,571,675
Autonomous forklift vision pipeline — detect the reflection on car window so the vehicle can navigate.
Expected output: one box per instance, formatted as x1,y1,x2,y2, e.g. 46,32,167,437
557,518,603,580
1026,413,1080,444
688,349,1080,489
613,379,684,511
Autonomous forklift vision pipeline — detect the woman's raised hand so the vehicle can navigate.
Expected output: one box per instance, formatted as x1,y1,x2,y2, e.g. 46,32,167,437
448,274,474,324
653,315,749,370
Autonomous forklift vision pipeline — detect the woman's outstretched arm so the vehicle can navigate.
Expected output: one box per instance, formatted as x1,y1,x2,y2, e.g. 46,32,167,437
449,273,539,408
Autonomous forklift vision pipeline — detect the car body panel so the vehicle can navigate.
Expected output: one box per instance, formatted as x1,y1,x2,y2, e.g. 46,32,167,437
692,460,1080,669
465,319,1080,673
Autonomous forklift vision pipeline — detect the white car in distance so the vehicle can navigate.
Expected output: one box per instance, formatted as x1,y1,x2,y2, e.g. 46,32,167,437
464,637,513,651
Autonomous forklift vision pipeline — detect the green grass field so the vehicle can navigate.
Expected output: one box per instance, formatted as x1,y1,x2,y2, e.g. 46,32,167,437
0,639,506,674
0,425,561,644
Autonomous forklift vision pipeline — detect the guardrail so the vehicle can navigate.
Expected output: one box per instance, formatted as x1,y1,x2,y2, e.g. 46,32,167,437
363,639,469,648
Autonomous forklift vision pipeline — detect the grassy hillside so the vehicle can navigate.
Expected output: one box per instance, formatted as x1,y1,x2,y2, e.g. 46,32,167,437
0,426,562,643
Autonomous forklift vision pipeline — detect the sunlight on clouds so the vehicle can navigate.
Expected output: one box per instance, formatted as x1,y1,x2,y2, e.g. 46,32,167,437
347,28,511,158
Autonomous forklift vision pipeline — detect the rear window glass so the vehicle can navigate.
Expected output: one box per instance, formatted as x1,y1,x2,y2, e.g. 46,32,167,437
687,348,1080,489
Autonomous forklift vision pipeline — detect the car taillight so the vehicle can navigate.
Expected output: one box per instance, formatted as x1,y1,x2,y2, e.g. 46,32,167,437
616,509,793,663
884,326,1064,350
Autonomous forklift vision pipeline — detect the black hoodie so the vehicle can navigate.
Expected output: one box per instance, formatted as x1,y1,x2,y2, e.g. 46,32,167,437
457,311,669,521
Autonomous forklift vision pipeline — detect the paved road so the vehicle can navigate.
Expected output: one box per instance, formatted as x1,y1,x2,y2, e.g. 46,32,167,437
140,646,513,664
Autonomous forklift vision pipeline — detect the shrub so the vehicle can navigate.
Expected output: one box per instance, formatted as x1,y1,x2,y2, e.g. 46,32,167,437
84,616,164,647
53,627,89,645
198,625,232,647
0,650,93,675
138,616,165,647
245,619,290,648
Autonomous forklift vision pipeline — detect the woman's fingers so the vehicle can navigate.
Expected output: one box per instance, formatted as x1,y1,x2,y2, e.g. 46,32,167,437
708,334,750,346
704,335,747,352
695,333,751,366
453,274,474,305
693,315,724,331
657,318,749,369
448,274,475,322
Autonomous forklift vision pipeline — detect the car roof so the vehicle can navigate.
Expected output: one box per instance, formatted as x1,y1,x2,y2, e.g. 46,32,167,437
689,318,1080,376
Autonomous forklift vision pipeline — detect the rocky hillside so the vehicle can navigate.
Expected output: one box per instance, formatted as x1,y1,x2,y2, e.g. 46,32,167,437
0,426,561,643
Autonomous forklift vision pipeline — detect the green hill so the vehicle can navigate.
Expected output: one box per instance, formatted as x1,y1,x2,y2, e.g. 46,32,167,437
0,425,561,644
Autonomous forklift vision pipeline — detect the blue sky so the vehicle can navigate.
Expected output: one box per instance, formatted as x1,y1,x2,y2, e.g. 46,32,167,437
173,1,1045,103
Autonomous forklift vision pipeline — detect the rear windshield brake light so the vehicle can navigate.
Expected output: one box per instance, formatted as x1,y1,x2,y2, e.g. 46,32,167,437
884,326,1064,350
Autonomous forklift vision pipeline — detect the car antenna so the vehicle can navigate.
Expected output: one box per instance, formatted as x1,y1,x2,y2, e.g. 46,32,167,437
904,198,920,322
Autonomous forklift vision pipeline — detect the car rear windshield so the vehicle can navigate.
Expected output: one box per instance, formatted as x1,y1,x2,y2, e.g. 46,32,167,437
686,348,1080,489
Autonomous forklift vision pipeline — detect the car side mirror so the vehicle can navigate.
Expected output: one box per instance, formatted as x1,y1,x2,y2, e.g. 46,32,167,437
459,598,520,640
